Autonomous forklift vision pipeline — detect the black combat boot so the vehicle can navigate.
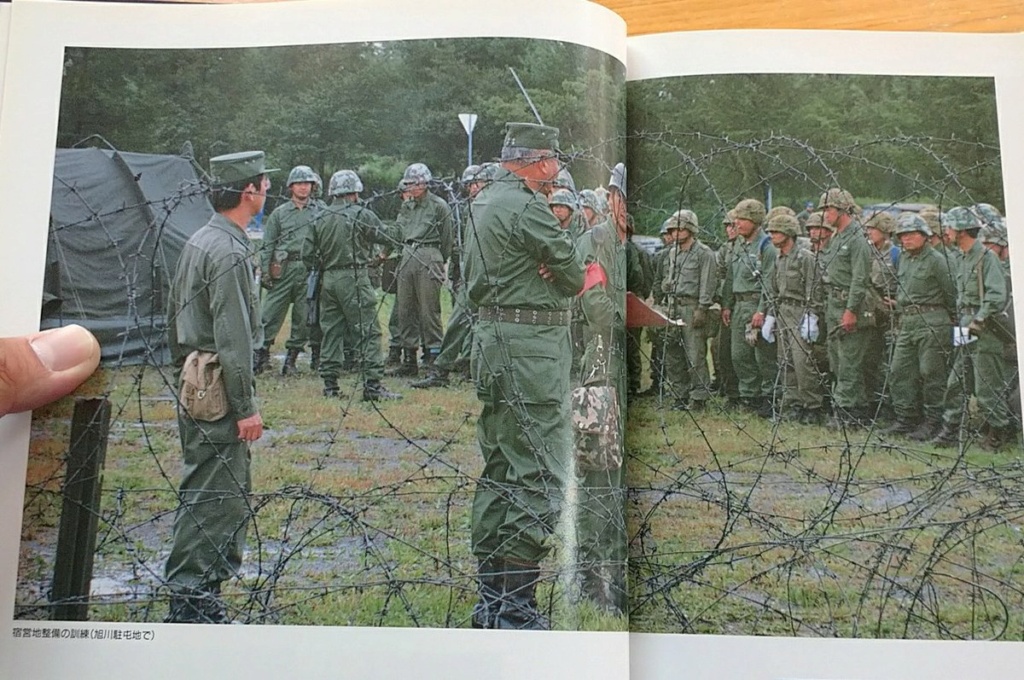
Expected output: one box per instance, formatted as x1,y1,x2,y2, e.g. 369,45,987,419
494,559,548,630
309,344,321,372
253,347,271,375
411,367,450,389
471,558,504,629
387,348,419,377
423,347,440,367
385,346,402,368
323,378,341,398
362,379,402,402
281,348,301,376
165,584,227,624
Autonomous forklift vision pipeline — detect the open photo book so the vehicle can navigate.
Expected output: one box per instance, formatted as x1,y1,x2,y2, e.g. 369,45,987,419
1,0,1024,677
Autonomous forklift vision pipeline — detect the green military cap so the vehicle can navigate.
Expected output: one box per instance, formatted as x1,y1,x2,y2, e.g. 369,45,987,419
864,211,896,236
894,212,931,237
733,198,766,226
766,213,799,237
549,188,578,210
209,151,277,185
502,122,559,152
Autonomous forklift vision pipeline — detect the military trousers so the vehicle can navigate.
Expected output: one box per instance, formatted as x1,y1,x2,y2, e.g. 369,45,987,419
165,412,252,591
729,298,777,399
470,320,572,564
396,245,445,352
434,285,473,372
888,313,951,422
776,303,824,411
940,329,1011,430
665,302,712,402
261,260,309,351
825,297,870,410
319,270,384,383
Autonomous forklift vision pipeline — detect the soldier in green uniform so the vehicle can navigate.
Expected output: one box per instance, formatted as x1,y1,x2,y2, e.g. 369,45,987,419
463,122,584,630
573,162,629,615
639,217,677,398
164,151,274,623
713,210,739,403
818,188,873,427
412,164,495,389
660,209,718,410
579,189,608,232
302,170,402,401
882,213,955,440
864,211,900,418
307,172,328,372
549,188,579,232
932,207,1013,450
764,213,827,423
391,163,455,377
625,218,653,396
721,198,778,416
258,165,320,376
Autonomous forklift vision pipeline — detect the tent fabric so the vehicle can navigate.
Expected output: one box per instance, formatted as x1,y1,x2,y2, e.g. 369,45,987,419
42,147,215,365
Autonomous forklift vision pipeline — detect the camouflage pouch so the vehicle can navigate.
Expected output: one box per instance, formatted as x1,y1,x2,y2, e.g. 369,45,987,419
180,350,229,422
571,384,622,472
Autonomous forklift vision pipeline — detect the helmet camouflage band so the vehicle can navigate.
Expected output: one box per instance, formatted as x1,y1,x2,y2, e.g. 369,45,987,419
894,212,932,237
817,187,857,212
733,199,766,226
286,165,317,187
461,164,482,184
400,162,432,188
549,189,578,210
942,206,982,232
329,169,363,196
864,211,896,236
765,213,799,237
664,208,699,234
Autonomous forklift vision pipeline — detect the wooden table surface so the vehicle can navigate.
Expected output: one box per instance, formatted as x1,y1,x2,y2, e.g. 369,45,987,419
595,0,1024,34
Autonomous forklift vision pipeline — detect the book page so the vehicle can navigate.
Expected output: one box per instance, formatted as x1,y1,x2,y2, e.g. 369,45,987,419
625,29,1024,680
0,0,630,677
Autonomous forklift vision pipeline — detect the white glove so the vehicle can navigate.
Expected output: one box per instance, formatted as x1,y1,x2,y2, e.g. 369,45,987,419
800,312,820,343
761,315,776,343
953,326,978,347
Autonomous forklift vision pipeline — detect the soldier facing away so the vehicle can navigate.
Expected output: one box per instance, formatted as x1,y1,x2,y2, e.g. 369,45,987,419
164,151,274,623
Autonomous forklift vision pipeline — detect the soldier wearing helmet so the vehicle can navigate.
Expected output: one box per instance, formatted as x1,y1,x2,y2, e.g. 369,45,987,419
713,209,741,404
301,170,401,402
879,212,955,440
817,187,873,427
258,164,321,376
764,213,826,423
548,188,578,231
932,206,1013,450
721,198,778,417
864,211,901,414
388,162,454,377
659,209,718,411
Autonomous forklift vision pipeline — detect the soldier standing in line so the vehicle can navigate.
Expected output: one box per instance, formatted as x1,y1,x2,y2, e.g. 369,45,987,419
713,210,740,403
931,207,1013,450
625,215,653,397
979,221,1020,432
307,172,328,372
579,189,608,232
721,198,778,417
764,213,827,424
390,163,454,377
639,217,677,398
818,188,873,428
660,209,717,411
462,122,584,630
164,151,273,623
881,213,955,440
302,170,402,402
864,211,900,419
257,165,320,376
548,188,579,232
574,162,629,614
412,164,495,389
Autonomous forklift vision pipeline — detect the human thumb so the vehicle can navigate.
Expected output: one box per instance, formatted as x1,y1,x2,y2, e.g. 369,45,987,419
0,325,100,416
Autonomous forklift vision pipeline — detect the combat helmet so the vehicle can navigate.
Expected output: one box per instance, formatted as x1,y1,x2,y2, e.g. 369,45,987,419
894,212,932,237
312,172,324,198
608,163,627,198
765,213,799,238
287,165,317,187
400,162,432,188
942,206,982,232
980,224,1009,247
864,211,896,236
554,168,577,194
972,202,1004,227
766,205,796,220
663,209,699,234
817,187,858,213
733,199,766,226
804,211,832,231
461,164,482,184
329,169,363,196
549,189,578,211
